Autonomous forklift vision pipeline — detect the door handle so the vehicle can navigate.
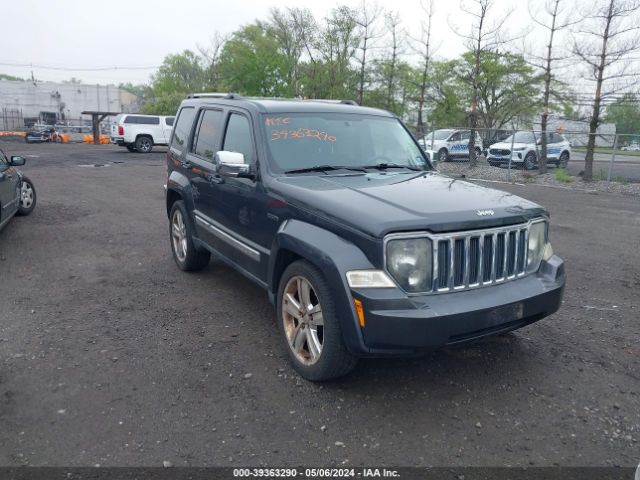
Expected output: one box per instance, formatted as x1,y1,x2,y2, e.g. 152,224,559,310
205,173,223,184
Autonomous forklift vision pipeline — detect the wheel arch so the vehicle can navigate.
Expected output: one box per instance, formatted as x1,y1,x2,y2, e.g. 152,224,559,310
166,170,193,218
268,220,376,355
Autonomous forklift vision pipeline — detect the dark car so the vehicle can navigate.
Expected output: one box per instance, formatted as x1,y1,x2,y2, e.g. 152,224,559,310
165,94,565,381
25,127,59,143
0,148,36,231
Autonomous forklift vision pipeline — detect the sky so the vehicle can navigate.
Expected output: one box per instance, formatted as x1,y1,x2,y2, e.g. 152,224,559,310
1,0,568,86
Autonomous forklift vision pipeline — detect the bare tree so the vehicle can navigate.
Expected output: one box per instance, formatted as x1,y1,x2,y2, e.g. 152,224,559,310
451,0,511,166
354,1,384,105
412,0,436,137
527,0,580,173
384,11,405,111
267,8,315,96
197,32,228,90
572,0,640,180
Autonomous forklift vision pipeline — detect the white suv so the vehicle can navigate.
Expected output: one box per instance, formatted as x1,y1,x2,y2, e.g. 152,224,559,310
487,131,571,170
419,129,484,162
110,114,175,153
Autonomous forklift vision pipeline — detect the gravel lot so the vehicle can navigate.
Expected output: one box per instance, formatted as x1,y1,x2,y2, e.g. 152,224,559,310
0,142,639,468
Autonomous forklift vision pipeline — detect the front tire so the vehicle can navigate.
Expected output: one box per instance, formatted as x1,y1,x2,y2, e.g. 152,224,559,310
169,201,210,271
135,136,153,153
438,148,449,162
524,152,537,170
17,177,36,216
277,260,357,381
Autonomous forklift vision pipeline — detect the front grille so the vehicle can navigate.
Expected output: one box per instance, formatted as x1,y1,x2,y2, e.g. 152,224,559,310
432,223,529,293
489,148,511,156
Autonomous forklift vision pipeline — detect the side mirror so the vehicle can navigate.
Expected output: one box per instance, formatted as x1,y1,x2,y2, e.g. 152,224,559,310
215,151,250,178
10,156,25,166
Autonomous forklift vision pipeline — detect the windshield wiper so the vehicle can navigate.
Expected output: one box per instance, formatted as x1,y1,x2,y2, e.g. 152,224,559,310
360,162,424,171
285,165,367,174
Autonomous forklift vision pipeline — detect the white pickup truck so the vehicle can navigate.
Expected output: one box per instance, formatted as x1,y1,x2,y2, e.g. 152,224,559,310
110,114,175,153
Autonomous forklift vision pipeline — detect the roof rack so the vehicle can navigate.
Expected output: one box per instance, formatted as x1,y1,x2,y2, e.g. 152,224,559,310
304,99,359,106
187,92,243,100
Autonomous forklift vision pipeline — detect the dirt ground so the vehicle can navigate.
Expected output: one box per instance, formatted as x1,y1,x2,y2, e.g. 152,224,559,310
0,141,638,467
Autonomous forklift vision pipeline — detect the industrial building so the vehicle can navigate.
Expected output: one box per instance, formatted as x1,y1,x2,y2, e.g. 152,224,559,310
0,79,139,130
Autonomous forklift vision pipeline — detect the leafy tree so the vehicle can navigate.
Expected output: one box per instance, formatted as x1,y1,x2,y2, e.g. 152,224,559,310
146,50,207,114
606,94,640,137
455,50,543,133
426,60,468,128
0,73,24,81
218,23,291,96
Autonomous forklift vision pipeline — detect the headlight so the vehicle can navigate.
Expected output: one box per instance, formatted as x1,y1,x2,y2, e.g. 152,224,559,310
386,237,432,292
527,221,549,272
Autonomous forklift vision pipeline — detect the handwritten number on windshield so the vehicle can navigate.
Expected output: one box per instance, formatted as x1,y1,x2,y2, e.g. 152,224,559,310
271,129,336,142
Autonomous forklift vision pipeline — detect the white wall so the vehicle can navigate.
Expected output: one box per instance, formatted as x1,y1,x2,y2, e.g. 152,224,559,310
0,80,137,123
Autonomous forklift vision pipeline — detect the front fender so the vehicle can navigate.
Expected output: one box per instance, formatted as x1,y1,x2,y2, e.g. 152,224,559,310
269,219,376,355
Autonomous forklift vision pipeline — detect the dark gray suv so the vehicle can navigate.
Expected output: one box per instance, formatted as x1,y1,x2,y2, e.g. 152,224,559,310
165,94,565,381
0,148,36,231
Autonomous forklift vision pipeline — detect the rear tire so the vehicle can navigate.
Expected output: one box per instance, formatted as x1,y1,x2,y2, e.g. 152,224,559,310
17,177,36,216
277,260,358,382
169,201,210,271
558,151,569,168
135,136,153,153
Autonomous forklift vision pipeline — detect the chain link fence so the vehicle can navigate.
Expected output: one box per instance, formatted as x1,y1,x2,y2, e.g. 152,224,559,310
417,126,640,188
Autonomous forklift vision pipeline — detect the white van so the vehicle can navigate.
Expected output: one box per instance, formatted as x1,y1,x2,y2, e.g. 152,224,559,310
110,114,175,153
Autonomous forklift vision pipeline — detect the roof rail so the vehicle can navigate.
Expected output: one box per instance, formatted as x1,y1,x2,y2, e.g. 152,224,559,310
188,92,243,100
304,99,359,106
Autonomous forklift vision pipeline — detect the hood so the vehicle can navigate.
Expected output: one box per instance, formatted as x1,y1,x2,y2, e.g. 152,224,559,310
490,142,529,150
270,171,545,238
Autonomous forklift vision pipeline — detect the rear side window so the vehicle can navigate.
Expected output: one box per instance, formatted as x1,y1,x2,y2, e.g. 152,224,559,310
170,107,196,152
165,117,175,127
222,113,253,164
194,110,223,162
124,115,160,125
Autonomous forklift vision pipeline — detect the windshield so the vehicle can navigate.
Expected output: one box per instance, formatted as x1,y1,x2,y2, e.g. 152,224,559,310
262,113,429,174
503,131,536,144
425,129,454,141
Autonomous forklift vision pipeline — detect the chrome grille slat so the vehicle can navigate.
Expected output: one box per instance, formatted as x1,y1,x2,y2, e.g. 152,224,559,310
430,222,531,294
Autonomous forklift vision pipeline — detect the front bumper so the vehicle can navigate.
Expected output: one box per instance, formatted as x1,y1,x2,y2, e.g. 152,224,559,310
487,154,524,165
350,255,565,355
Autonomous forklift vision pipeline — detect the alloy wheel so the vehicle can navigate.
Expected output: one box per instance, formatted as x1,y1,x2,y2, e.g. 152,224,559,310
282,275,324,365
20,182,34,209
171,209,188,262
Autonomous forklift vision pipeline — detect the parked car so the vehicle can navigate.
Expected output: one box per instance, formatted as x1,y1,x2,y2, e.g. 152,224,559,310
165,94,565,381
0,148,36,231
486,131,571,169
419,129,484,162
25,126,61,143
110,114,175,153
621,143,640,151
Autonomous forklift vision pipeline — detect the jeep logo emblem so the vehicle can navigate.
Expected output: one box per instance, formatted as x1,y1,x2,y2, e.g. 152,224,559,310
477,209,495,216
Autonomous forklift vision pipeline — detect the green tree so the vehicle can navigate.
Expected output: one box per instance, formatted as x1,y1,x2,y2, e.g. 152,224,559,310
0,73,24,81
146,50,207,114
606,94,640,136
455,50,543,133
425,60,468,128
218,23,291,96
